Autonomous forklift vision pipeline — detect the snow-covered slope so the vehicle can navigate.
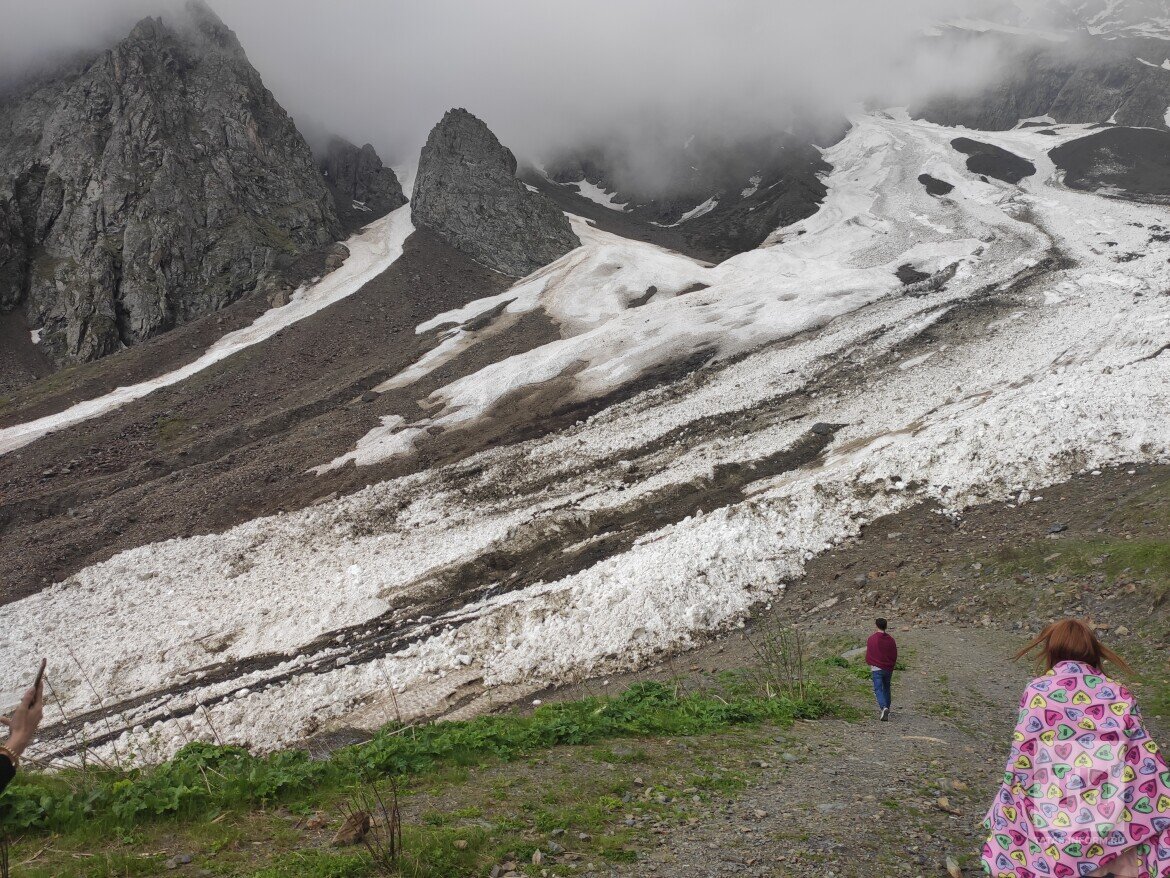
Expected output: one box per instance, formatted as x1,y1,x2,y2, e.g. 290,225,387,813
1013,0,1170,39
4,113,1169,764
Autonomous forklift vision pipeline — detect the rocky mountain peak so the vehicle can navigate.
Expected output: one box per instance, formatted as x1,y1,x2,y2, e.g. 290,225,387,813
318,137,407,232
0,4,342,366
180,0,247,53
432,108,520,175
411,108,579,277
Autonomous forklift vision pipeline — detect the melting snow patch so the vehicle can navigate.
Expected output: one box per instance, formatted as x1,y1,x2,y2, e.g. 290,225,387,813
675,197,718,224
29,328,41,345
572,180,629,211
8,114,1170,763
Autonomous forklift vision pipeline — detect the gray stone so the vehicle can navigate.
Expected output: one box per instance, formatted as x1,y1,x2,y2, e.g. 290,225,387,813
0,1,342,366
411,108,579,277
318,137,407,232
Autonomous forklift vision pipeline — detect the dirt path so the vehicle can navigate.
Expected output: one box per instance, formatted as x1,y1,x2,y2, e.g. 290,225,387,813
614,625,1031,878
523,461,1170,877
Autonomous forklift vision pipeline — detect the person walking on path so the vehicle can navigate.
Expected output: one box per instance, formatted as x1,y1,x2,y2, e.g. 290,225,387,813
982,619,1170,878
866,618,897,722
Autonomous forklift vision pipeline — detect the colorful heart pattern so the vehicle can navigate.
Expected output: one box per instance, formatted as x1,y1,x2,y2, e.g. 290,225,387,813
982,661,1170,878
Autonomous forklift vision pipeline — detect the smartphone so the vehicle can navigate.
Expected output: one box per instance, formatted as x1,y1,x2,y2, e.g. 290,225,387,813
31,658,46,705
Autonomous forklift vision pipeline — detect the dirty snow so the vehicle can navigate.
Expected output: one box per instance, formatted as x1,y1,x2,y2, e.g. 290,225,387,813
6,115,1170,763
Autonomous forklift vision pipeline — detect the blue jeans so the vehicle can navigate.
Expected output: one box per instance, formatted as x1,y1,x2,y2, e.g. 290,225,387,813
871,669,893,711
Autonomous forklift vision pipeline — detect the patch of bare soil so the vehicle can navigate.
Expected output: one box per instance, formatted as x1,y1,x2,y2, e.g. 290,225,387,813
0,309,53,395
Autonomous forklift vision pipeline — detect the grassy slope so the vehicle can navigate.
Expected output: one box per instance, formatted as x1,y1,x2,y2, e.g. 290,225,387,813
3,666,854,878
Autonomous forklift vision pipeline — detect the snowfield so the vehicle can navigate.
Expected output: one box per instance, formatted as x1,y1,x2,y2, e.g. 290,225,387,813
570,179,629,210
3,113,1169,763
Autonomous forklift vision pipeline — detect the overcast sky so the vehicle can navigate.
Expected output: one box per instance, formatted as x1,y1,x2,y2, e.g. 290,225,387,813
2,0,1027,164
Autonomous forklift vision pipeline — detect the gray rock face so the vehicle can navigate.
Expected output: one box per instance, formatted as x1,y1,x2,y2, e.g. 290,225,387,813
318,137,406,232
914,35,1170,131
1050,127,1170,200
0,1,342,365
411,109,579,277
542,126,840,263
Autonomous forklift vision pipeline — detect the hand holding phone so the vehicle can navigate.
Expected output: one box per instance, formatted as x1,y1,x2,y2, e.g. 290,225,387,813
31,658,46,706
1,659,47,757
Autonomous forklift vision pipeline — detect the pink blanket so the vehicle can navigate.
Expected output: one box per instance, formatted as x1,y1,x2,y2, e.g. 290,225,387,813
983,661,1170,878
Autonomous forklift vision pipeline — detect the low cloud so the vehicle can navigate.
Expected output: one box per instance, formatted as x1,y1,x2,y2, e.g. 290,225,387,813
4,1,1019,175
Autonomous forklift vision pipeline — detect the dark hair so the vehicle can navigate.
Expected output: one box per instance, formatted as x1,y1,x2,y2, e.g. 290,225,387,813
1014,619,1130,674
875,618,887,631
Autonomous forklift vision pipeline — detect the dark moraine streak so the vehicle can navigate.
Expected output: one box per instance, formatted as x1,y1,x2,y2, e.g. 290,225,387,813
1050,128,1170,201
917,174,954,196
896,264,931,285
951,138,1036,185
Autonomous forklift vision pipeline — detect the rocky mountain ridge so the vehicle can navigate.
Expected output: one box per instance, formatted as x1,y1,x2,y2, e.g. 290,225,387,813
998,0,1170,39
317,137,407,233
539,125,841,262
916,23,1170,130
0,1,343,366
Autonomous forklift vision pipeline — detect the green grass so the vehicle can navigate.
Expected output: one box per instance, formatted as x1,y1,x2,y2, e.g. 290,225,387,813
987,536,1170,591
3,680,834,842
155,414,192,447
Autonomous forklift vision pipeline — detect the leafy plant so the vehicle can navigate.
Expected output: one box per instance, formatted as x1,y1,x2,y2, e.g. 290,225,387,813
745,622,808,699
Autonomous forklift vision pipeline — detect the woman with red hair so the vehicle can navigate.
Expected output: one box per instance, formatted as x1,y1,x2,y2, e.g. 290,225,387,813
983,619,1170,878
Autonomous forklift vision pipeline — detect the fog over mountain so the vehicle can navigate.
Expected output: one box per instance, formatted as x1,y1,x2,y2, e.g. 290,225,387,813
2,0,1025,167
5,0,1170,855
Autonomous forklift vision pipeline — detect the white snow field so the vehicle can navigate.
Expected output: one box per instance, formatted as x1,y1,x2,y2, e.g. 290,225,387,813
0,204,415,457
571,179,629,210
4,113,1170,763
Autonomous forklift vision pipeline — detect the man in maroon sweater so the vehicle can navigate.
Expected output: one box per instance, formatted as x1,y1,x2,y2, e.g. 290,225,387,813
865,618,898,721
